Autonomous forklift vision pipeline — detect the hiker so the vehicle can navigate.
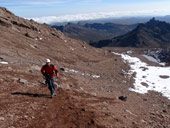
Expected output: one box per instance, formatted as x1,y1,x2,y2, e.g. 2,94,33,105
41,59,59,98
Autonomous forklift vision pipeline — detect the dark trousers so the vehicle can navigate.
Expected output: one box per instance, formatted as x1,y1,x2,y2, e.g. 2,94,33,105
45,75,55,95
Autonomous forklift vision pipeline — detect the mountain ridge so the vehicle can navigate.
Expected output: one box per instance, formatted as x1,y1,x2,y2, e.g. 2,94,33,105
51,22,137,43
90,18,170,48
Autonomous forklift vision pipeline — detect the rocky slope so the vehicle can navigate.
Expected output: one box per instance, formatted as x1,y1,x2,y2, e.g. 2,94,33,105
51,22,137,43
91,18,170,48
1,7,170,128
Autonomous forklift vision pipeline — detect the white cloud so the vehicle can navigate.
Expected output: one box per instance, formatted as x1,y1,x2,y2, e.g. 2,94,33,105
30,9,170,24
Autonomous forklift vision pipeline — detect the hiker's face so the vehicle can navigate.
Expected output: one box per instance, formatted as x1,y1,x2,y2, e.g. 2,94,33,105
46,62,50,65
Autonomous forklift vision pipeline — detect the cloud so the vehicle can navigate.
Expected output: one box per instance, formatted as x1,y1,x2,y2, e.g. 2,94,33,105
0,0,101,6
30,9,170,24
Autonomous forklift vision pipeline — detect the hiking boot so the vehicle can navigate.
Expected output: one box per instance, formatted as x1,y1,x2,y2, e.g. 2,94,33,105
51,95,54,98
51,93,56,98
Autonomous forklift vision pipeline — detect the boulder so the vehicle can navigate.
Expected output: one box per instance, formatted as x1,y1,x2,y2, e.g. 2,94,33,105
0,117,5,121
0,9,4,16
19,78,28,84
119,96,127,101
8,126,15,128
60,67,65,71
0,18,12,27
25,32,37,39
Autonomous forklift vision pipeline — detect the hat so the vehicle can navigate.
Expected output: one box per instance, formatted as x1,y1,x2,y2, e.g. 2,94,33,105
46,58,50,63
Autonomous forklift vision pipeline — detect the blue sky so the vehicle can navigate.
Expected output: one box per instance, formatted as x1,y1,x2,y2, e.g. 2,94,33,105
1,0,170,23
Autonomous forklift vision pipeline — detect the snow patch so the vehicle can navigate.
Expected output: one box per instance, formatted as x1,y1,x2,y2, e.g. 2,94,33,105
65,68,100,78
126,51,133,54
91,75,100,78
68,69,78,73
0,61,8,64
113,52,170,100
69,46,75,51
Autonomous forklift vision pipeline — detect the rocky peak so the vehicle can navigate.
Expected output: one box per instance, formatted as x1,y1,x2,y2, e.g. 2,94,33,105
0,7,40,32
145,17,170,29
0,7,65,45
126,18,170,38
0,7,14,17
146,17,159,25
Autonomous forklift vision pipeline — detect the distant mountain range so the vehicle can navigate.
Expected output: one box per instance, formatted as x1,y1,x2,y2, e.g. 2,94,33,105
97,15,170,25
90,18,170,48
51,23,137,43
50,15,170,26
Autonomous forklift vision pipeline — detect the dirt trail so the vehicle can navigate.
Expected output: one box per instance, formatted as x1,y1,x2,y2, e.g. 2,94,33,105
1,59,170,128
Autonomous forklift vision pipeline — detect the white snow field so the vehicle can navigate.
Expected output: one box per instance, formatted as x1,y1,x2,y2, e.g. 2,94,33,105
113,52,170,99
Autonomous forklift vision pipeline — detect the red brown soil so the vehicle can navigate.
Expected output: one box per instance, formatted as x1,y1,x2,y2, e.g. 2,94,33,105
0,7,170,128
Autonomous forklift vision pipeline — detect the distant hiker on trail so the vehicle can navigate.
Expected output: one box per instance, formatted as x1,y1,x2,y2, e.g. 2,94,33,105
41,59,59,98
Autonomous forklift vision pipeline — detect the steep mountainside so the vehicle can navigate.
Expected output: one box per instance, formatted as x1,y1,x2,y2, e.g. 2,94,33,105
1,7,170,128
51,23,137,43
91,18,170,48
0,7,130,128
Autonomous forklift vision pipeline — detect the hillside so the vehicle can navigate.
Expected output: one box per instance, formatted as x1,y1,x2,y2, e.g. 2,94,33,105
1,7,170,128
51,22,137,43
91,18,170,48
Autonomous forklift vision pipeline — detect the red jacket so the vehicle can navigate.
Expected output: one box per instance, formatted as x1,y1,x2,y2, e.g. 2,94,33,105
41,64,59,78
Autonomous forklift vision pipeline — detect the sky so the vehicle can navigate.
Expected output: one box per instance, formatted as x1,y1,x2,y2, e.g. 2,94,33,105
1,0,170,24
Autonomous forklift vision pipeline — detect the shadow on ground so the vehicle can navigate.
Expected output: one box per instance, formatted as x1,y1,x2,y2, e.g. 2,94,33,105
11,92,50,98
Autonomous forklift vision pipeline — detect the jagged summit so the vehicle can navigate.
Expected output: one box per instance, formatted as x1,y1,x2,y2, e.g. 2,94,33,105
146,17,158,26
91,18,170,48
145,17,170,27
